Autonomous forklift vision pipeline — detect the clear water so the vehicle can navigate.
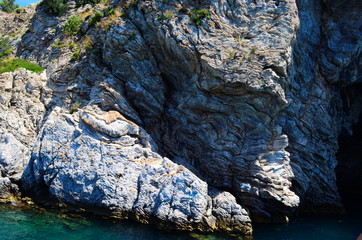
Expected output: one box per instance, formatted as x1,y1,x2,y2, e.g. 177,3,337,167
0,203,361,240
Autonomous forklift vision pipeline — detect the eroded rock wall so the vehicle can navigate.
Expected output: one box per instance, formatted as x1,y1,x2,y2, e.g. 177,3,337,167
0,0,361,234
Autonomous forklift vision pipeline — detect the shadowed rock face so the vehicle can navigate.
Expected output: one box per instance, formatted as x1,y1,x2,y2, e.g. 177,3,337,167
0,0,361,234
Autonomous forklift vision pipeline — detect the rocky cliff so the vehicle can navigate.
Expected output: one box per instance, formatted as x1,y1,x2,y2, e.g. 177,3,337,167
0,0,361,235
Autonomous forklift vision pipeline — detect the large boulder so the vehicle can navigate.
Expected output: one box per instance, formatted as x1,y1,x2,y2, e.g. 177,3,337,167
22,106,252,234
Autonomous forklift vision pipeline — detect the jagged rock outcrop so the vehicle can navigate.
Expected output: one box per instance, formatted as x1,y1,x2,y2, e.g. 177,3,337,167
22,106,251,233
0,69,49,200
0,0,361,235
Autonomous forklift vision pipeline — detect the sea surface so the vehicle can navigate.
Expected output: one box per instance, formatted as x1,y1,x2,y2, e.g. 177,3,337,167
0,203,361,240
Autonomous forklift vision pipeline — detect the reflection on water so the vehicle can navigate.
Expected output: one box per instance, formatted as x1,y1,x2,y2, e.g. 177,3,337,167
253,213,362,240
0,203,361,240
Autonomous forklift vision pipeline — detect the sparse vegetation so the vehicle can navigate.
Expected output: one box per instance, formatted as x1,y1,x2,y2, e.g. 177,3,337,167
88,10,104,26
250,46,257,54
107,8,115,16
82,35,93,51
190,8,210,26
235,35,247,47
164,10,174,20
71,48,80,61
100,0,110,4
74,0,101,7
69,101,81,114
122,0,138,10
0,58,44,74
64,15,82,36
68,42,76,49
41,0,102,16
0,38,13,59
15,7,22,13
79,9,94,21
0,0,19,12
51,39,66,49
178,7,188,14
227,48,235,59
99,7,122,29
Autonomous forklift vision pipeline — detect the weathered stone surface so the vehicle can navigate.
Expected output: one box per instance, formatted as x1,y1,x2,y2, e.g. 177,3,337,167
0,5,36,44
22,106,251,233
0,69,49,195
116,0,301,219
0,0,360,234
0,177,11,200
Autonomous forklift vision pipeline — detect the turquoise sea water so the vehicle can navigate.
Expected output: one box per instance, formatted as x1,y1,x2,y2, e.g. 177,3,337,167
0,203,361,240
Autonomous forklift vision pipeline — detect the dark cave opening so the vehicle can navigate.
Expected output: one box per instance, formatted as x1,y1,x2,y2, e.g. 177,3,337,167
336,112,362,212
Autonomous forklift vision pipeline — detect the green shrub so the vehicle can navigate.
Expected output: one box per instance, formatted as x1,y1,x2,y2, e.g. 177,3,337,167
82,35,93,51
42,0,68,16
178,7,189,14
235,35,246,47
69,101,81,114
64,15,82,35
74,0,101,7
0,0,19,12
0,58,44,74
41,0,104,15
51,39,66,48
15,7,22,13
164,10,173,20
88,10,104,26
0,38,13,59
68,42,76,49
107,8,115,16
123,0,138,10
71,48,80,61
250,46,257,54
190,8,210,26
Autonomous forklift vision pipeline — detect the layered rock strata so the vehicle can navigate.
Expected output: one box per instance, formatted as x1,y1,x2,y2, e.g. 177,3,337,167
22,106,251,233
0,0,361,234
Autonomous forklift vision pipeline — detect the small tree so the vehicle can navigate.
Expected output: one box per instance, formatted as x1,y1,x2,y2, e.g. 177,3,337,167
42,0,68,16
75,0,101,7
0,0,19,12
64,15,82,35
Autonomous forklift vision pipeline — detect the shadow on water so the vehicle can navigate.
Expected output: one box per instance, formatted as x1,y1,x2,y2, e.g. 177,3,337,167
1,202,361,240
0,204,249,240
252,211,362,240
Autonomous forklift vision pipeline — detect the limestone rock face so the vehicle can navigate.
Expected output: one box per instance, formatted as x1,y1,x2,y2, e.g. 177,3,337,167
0,177,12,200
22,106,251,233
0,0,360,235
0,69,49,184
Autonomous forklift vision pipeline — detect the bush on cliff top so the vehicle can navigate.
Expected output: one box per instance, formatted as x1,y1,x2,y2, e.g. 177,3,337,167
0,0,19,12
0,58,45,74
190,9,210,26
42,0,68,16
74,0,101,7
64,15,82,35
41,0,102,16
